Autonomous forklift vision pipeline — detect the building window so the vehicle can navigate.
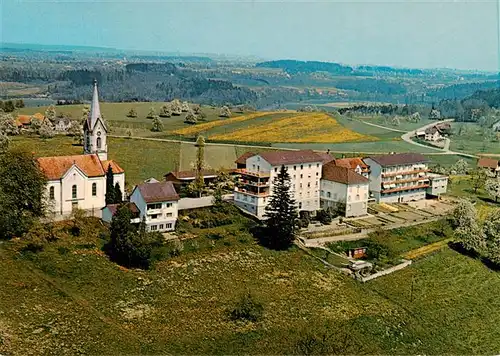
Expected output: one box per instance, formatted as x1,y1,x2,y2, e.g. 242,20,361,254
308,164,311,168
71,201,78,211
159,224,164,230
96,137,102,149
316,172,319,176
92,183,97,196
166,223,172,229
307,182,311,187
72,185,77,199
300,183,303,188
356,194,360,201
294,166,296,170
317,163,319,168
166,202,173,208
151,214,158,219
49,186,55,200
166,212,173,217
300,165,303,170
300,174,303,179
299,202,302,209
274,167,278,172
327,192,331,198
150,225,158,231
147,203,162,210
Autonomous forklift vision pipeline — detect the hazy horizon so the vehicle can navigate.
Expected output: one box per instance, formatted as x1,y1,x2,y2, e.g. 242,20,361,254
2,0,499,71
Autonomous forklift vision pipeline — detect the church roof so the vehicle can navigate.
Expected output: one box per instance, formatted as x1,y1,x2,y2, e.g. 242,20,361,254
101,160,125,174
38,154,105,180
86,79,107,132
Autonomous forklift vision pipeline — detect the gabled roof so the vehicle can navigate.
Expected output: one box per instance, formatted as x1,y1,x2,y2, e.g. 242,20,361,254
32,113,45,121
101,160,125,174
103,202,140,217
322,162,369,185
258,150,323,166
135,181,179,203
478,157,500,169
333,157,369,172
85,80,107,132
235,152,255,165
425,126,439,134
315,152,335,164
38,154,105,180
16,115,32,125
366,153,428,167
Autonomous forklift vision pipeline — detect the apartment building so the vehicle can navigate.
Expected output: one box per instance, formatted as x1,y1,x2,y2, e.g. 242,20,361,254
234,150,323,219
320,162,369,217
363,153,431,203
130,181,180,232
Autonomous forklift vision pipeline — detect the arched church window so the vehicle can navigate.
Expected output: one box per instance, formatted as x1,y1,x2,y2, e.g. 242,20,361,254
97,137,102,149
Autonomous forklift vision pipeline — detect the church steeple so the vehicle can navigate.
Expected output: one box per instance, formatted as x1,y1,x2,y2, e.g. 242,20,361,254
83,79,108,161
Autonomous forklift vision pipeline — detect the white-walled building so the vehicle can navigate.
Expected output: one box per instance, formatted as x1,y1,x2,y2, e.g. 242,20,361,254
364,153,432,203
38,80,125,218
130,181,180,232
38,155,125,217
320,162,370,217
234,150,323,219
426,173,449,198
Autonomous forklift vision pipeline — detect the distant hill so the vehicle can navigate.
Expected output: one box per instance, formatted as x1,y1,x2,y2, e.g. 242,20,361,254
256,59,354,75
467,87,500,108
427,80,500,101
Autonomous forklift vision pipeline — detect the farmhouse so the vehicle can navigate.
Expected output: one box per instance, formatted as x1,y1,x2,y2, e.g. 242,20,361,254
478,157,500,177
364,153,437,203
320,162,369,217
234,150,323,219
130,181,180,232
424,126,442,142
37,80,126,217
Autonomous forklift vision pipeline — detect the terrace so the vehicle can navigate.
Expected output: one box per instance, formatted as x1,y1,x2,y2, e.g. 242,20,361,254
381,184,430,194
382,168,429,178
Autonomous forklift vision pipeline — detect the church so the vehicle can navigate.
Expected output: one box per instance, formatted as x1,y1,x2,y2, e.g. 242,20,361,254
38,80,125,217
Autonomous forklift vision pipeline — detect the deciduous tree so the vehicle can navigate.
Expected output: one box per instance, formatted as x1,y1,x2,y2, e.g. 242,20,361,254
44,105,57,123
194,135,206,197
451,199,485,253
451,159,469,175
263,165,298,250
127,108,138,118
470,168,488,193
39,121,55,139
181,101,190,112
0,132,9,153
146,107,156,119
483,210,500,264
170,99,182,116
220,105,231,118
0,150,47,239
485,178,500,202
184,112,198,125
151,115,163,132
159,104,172,118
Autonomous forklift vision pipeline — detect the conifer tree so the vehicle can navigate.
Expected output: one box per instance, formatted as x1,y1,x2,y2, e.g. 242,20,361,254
105,165,115,205
263,165,298,249
194,135,206,197
114,182,123,203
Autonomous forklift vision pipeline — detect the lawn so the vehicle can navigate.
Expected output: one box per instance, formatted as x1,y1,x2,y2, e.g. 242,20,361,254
358,115,437,132
449,122,500,155
3,216,500,354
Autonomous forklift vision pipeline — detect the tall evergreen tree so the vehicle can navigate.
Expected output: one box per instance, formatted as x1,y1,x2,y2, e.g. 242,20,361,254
105,165,115,205
263,165,298,250
114,182,123,203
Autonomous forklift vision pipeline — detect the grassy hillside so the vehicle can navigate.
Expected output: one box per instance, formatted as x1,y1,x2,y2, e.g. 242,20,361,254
2,220,500,354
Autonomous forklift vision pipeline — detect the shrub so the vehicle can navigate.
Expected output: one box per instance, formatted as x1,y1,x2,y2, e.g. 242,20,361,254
316,209,332,224
229,292,263,322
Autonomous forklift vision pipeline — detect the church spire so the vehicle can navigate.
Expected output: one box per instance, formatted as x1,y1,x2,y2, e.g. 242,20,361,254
84,79,108,161
88,79,102,130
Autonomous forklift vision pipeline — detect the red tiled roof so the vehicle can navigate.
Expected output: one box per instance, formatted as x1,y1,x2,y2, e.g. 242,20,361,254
136,181,179,203
103,202,140,217
322,162,369,185
478,157,500,169
259,150,323,166
37,154,105,180
101,160,125,174
32,113,45,121
16,115,32,125
235,152,255,165
367,153,428,167
334,157,369,171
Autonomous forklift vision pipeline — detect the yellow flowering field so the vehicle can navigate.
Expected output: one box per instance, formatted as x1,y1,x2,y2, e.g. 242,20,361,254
172,112,278,136
209,113,377,143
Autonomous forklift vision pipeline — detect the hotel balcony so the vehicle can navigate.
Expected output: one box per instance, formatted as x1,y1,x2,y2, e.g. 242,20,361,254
234,186,270,197
234,168,271,178
381,183,430,194
382,168,430,178
382,176,429,185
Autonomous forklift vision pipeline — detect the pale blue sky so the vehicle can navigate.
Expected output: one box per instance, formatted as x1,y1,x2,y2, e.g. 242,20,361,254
1,0,499,71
